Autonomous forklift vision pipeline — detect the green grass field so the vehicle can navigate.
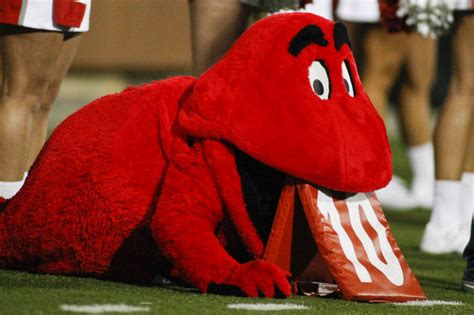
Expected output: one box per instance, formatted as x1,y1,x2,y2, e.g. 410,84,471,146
0,139,472,314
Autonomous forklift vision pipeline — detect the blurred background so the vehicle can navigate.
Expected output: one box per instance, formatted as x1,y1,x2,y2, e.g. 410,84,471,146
51,0,451,139
51,0,458,187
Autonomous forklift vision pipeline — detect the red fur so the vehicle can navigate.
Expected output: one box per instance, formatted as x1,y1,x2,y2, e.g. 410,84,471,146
0,13,391,297
180,13,391,193
202,140,264,258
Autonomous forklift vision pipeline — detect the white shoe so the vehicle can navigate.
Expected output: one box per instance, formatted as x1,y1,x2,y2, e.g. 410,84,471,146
420,222,470,254
376,176,418,210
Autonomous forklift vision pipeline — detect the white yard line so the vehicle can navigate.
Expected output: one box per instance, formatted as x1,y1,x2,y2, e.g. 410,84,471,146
227,303,309,311
393,300,464,307
59,304,150,313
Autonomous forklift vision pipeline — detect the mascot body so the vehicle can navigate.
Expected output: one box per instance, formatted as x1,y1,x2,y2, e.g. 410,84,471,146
0,13,394,298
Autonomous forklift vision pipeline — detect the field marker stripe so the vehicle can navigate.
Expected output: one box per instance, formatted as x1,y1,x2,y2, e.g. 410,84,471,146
227,303,308,311
60,304,150,313
393,300,463,307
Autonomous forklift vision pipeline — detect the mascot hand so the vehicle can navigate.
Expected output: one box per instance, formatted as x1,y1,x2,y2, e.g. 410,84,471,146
213,260,291,298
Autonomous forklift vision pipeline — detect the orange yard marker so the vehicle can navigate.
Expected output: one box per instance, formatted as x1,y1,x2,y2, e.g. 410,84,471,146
263,178,426,302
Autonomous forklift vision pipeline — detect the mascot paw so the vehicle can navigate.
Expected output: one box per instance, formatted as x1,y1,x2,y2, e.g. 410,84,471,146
210,260,291,298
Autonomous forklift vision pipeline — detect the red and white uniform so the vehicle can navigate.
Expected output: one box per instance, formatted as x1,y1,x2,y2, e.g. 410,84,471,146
0,0,91,32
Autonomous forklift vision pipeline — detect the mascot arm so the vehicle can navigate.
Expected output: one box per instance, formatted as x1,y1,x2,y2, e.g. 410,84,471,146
151,139,290,298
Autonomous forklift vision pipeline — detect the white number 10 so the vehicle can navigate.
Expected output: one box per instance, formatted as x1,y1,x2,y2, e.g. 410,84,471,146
316,191,404,286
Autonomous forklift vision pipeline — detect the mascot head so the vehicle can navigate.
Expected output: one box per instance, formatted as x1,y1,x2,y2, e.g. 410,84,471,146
180,12,391,193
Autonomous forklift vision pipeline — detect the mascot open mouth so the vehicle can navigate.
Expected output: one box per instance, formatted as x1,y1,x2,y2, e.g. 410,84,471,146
235,148,286,245
234,146,340,290
235,146,363,246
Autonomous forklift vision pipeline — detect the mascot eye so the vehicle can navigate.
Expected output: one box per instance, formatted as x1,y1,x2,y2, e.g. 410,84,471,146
342,60,355,97
308,60,330,100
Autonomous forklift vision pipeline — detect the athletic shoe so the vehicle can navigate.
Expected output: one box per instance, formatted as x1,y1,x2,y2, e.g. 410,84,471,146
462,259,474,293
420,222,470,254
376,176,418,210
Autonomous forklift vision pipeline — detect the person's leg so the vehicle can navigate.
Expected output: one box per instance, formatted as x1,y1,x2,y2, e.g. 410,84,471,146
400,34,436,208
27,33,83,168
0,26,63,196
434,16,474,181
421,14,474,254
362,25,419,209
361,25,406,116
460,117,474,222
399,34,435,147
461,31,474,289
189,0,253,76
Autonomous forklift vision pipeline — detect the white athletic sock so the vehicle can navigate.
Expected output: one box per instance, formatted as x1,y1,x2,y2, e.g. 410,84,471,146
429,180,462,228
0,172,28,199
408,142,434,207
408,142,434,182
461,172,474,220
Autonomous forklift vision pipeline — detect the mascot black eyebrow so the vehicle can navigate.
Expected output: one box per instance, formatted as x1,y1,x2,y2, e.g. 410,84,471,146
0,13,391,298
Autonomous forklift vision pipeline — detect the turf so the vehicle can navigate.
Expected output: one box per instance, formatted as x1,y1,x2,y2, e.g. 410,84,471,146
0,139,472,314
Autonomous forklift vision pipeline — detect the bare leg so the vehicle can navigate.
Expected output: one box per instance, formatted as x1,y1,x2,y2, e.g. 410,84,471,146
461,57,474,286
460,60,474,223
434,15,474,180
398,33,436,207
362,25,420,209
189,0,252,76
362,25,406,116
463,115,474,173
27,34,83,168
421,14,474,254
0,26,63,181
463,15,474,173
399,34,435,147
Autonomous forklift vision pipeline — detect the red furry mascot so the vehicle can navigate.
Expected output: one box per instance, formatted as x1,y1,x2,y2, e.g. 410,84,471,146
0,13,392,298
